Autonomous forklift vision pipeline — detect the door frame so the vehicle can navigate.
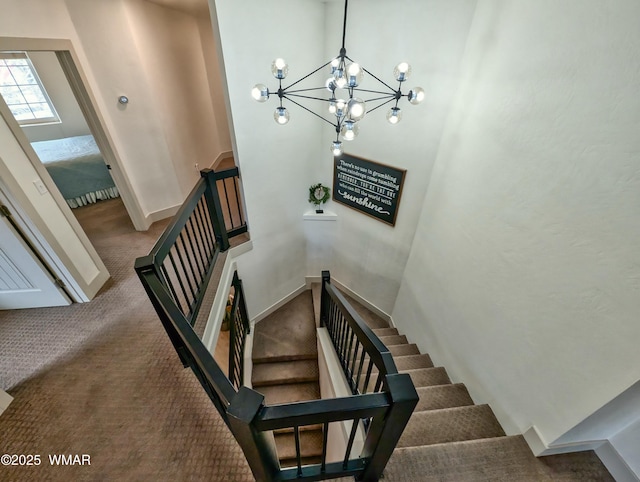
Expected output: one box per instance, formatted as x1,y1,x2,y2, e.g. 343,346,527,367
0,37,146,301
0,36,146,230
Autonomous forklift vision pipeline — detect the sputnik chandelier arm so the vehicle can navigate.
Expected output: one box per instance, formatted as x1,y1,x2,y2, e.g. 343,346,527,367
251,0,425,156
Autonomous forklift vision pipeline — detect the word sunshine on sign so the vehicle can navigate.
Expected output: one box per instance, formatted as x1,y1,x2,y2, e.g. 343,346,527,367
333,153,406,226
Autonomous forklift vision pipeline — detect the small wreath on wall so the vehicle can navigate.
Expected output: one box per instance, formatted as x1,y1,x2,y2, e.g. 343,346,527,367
309,183,330,213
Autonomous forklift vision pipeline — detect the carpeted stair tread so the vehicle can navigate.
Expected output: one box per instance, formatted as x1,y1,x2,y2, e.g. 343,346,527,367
274,424,323,435
415,384,474,411
359,366,452,393
378,334,408,346
348,343,420,364
255,382,321,406
252,360,319,387
275,429,324,461
389,343,421,357
403,367,452,387
384,436,553,481
280,456,323,468
372,327,399,337
393,354,434,371
398,405,506,448
368,354,434,376
252,291,317,363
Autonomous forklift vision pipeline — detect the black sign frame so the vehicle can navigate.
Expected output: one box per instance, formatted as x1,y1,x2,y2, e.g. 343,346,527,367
333,153,406,226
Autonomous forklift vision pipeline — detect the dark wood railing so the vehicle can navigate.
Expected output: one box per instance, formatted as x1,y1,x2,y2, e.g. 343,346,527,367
228,271,251,390
214,167,247,237
136,169,417,481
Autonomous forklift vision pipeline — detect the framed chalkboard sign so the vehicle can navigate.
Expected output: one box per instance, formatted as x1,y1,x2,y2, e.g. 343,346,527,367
333,153,406,226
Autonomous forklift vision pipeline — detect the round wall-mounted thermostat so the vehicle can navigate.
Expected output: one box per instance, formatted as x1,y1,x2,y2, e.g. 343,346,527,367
118,95,129,105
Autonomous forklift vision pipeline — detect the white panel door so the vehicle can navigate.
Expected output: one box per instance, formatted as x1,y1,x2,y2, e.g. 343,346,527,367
0,214,71,309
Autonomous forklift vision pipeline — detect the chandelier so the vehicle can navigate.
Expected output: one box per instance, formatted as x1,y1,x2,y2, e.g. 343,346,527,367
251,0,424,157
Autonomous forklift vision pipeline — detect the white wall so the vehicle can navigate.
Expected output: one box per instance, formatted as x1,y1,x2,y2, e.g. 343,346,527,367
23,51,91,142
197,14,232,157
1,0,233,224
392,0,640,450
302,0,477,313
124,0,223,196
212,0,325,318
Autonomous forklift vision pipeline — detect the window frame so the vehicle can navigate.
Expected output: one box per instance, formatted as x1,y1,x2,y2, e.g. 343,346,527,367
0,51,61,126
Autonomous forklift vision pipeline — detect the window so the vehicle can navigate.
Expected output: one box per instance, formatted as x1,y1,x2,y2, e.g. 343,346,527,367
0,52,60,125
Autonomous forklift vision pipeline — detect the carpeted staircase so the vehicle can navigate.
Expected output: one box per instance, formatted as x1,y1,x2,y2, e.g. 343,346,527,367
251,291,324,467
252,286,614,480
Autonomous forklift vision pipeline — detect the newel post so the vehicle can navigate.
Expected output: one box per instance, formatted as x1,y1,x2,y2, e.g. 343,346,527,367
200,168,230,251
227,387,279,482
358,373,418,481
320,270,331,328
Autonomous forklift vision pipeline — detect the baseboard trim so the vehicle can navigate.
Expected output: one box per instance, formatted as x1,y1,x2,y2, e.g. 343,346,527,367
305,275,391,324
523,425,605,456
211,150,234,170
0,389,13,417
145,203,180,226
252,284,308,325
596,442,640,482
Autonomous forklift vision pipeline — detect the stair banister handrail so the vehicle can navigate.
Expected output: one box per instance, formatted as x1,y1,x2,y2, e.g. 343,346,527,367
321,274,398,377
137,268,236,419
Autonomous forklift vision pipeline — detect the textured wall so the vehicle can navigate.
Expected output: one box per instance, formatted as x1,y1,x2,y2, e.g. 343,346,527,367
392,0,640,447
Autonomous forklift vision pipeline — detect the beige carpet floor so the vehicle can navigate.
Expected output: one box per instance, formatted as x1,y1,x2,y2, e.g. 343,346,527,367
0,198,253,481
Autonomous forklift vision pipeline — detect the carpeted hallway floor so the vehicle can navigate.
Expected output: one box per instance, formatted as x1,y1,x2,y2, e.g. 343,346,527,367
0,199,253,481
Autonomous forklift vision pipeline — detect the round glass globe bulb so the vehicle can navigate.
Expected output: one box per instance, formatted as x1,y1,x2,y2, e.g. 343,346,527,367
408,87,425,105
251,84,269,102
386,107,402,125
274,107,290,125
325,77,337,92
333,68,347,89
393,62,412,82
331,140,343,157
347,98,366,121
334,99,347,118
330,58,341,74
346,62,364,87
271,58,289,79
340,120,360,141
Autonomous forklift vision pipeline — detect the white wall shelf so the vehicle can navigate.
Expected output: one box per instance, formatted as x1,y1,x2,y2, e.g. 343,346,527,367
303,210,337,221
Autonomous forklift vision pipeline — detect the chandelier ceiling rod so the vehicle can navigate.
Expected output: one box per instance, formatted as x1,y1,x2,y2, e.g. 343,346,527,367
251,0,425,157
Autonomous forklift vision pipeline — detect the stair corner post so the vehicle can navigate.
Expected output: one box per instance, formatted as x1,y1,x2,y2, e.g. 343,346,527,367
358,373,419,482
320,270,331,327
227,387,279,482
200,168,230,251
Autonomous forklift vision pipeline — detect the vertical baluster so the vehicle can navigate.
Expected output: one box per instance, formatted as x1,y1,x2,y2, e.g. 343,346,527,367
191,208,211,265
182,225,205,282
345,331,356,378
166,251,188,315
355,345,367,393
221,177,233,229
198,199,217,251
176,234,198,301
160,263,180,307
187,216,207,276
349,340,361,391
233,176,245,225
343,418,360,469
195,199,214,254
294,425,302,478
172,240,197,307
321,422,329,473
374,373,384,393
362,360,374,394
